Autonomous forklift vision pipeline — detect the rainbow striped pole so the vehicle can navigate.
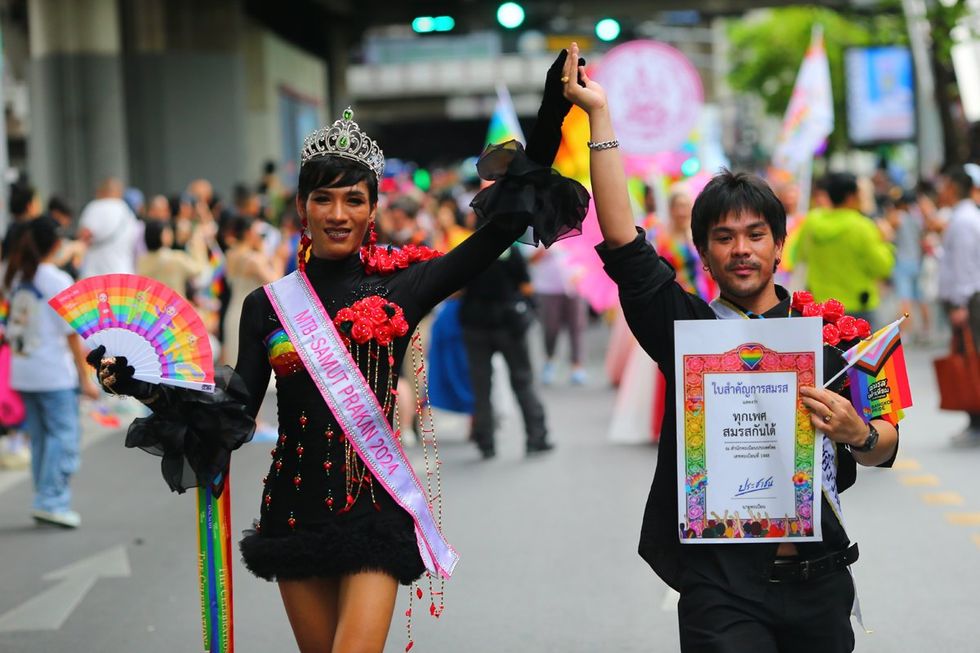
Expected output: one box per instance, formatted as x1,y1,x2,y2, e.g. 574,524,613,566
197,469,234,653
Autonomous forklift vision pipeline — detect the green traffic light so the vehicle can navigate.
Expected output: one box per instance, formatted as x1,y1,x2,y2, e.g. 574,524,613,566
595,18,621,42
412,16,435,32
432,16,455,31
497,2,525,29
412,15,454,33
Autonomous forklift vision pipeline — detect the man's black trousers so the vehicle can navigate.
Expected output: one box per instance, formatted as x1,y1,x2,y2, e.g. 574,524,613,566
678,570,855,653
462,327,548,452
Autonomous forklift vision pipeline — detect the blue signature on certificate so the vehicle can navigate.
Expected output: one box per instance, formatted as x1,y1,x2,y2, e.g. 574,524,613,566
735,476,775,497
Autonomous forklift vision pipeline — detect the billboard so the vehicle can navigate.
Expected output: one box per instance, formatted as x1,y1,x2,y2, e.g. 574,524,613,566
845,46,916,145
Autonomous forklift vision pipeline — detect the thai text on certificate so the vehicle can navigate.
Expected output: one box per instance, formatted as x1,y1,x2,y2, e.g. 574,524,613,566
675,318,823,544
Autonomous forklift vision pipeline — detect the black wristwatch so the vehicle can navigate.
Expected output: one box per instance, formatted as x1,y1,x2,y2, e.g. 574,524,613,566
852,423,880,453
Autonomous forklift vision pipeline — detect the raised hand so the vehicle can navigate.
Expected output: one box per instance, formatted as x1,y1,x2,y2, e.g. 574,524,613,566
561,42,607,115
525,48,586,167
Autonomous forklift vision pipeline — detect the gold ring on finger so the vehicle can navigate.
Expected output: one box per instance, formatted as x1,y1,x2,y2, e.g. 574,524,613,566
822,414,832,423
561,75,570,83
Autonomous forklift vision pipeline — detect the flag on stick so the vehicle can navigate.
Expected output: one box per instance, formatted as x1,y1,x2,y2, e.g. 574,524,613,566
773,26,834,173
841,317,913,422
485,83,525,146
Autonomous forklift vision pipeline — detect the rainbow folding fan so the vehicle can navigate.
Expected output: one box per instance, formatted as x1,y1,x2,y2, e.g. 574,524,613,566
49,274,216,392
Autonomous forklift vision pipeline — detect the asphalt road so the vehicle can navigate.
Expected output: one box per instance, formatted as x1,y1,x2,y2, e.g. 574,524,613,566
0,328,975,653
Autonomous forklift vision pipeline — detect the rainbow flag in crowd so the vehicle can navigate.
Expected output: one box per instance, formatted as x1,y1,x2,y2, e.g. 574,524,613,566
773,26,834,172
206,247,226,300
485,83,525,146
843,317,912,422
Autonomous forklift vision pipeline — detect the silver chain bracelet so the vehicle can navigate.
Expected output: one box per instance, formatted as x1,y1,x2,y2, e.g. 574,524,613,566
587,139,620,151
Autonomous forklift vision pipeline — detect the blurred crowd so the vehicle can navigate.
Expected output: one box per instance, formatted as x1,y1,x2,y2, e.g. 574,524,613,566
775,162,980,346
3,150,980,525
0,156,592,518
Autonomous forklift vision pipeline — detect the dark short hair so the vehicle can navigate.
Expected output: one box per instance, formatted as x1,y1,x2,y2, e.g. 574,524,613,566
298,155,378,205
691,170,786,252
9,183,35,216
144,220,167,251
941,166,974,199
227,214,255,242
824,172,859,207
47,196,72,217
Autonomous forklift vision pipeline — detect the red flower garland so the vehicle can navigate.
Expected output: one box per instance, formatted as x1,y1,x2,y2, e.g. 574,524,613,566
334,295,410,347
791,291,872,346
360,243,442,275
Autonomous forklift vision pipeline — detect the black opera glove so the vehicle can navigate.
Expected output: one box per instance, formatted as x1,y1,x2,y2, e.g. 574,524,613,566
524,49,587,167
86,345,158,400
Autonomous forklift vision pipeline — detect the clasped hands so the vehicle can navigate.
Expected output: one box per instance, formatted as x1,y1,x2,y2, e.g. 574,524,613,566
799,386,868,447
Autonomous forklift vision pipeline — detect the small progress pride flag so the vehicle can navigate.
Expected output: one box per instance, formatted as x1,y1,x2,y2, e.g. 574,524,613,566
842,317,912,422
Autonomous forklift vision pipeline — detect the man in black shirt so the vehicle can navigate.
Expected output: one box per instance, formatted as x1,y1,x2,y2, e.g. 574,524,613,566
559,43,899,652
460,239,551,458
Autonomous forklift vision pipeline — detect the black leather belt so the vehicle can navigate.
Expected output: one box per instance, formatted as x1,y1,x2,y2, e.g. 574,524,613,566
768,543,859,583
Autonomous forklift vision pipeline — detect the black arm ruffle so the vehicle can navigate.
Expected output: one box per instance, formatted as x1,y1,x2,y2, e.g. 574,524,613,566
124,365,256,496
470,140,590,249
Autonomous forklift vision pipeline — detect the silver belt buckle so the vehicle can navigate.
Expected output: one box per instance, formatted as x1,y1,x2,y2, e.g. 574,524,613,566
798,560,811,581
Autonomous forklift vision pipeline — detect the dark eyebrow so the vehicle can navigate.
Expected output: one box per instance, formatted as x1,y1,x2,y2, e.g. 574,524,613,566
710,220,769,233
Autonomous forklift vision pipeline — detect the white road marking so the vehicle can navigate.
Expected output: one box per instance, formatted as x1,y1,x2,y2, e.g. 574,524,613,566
0,545,131,632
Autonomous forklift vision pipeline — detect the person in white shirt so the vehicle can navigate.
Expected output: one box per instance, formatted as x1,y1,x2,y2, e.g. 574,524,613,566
936,166,980,445
4,216,100,528
77,178,139,278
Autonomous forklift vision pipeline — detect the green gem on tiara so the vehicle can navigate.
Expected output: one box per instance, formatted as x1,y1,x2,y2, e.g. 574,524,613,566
301,107,384,178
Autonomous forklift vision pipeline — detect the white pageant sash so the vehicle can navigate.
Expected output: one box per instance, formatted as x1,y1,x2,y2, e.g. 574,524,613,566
265,271,458,579
709,298,845,531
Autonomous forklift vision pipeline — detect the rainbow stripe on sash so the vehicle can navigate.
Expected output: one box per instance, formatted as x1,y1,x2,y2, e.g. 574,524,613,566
197,472,234,653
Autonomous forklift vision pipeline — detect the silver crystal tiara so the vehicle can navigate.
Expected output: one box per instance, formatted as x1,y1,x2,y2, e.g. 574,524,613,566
300,107,385,179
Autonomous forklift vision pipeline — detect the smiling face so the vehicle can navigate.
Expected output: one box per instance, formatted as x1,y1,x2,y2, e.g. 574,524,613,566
700,211,782,301
296,180,377,260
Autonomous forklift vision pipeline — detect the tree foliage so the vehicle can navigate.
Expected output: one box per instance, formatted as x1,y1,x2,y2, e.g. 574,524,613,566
727,5,908,151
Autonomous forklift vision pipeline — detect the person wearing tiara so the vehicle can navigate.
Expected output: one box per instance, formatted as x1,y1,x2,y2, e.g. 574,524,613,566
90,53,587,652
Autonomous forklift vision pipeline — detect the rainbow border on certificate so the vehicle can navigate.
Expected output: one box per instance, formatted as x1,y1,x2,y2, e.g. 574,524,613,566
680,343,817,541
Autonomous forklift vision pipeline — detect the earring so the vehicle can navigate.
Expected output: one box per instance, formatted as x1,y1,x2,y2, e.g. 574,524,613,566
702,265,710,272
297,228,312,272
367,220,378,254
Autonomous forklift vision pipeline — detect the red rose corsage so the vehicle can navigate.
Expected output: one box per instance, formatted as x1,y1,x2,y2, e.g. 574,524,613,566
791,291,873,346
334,296,410,347
360,243,442,275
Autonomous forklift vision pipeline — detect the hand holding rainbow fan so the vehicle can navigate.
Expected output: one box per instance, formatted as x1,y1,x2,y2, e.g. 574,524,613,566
49,274,216,392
